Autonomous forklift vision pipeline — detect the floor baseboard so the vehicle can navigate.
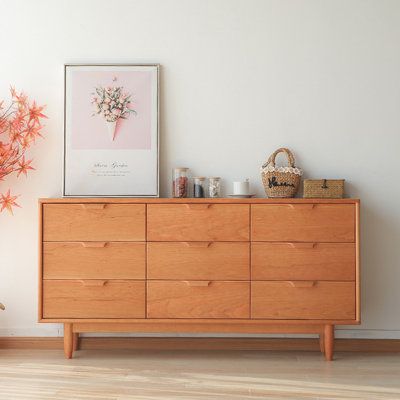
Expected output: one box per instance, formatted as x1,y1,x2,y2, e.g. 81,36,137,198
0,337,400,352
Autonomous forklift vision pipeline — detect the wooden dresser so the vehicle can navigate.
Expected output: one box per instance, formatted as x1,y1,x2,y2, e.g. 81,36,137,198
39,198,360,360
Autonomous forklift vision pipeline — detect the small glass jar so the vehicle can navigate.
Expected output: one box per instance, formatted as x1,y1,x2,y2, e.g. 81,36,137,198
193,177,206,198
172,168,189,198
208,177,221,198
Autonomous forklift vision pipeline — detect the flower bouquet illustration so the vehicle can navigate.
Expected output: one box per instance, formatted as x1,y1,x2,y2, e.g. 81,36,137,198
91,84,136,141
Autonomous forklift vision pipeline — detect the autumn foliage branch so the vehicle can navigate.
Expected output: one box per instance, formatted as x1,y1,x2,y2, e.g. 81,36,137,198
0,87,46,214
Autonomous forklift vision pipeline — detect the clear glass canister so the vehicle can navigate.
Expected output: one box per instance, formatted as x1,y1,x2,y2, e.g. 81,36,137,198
193,177,206,198
172,168,189,198
208,177,221,198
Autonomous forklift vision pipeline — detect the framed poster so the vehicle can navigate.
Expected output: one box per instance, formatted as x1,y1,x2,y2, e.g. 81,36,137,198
63,64,159,197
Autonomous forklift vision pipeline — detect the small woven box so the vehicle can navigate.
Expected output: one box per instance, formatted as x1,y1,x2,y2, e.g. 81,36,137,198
303,179,345,199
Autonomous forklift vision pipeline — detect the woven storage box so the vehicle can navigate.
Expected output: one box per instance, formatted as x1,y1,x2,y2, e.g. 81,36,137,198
303,179,345,198
261,148,302,198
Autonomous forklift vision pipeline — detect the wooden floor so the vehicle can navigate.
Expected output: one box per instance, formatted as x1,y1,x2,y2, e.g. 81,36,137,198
0,349,399,399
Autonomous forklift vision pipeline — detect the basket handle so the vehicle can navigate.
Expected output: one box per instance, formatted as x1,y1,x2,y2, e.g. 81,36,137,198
263,148,296,168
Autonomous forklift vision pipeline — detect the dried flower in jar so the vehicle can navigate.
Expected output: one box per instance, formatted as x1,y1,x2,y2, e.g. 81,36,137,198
173,176,188,197
172,168,189,198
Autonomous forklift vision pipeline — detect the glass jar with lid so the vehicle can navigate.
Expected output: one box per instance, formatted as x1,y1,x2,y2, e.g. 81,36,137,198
172,168,189,198
208,177,221,198
193,177,206,198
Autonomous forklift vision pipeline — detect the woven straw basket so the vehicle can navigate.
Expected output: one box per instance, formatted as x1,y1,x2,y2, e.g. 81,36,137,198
303,179,344,198
261,148,302,198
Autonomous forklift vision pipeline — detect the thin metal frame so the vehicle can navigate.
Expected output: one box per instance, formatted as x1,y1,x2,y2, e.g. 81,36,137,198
63,63,160,197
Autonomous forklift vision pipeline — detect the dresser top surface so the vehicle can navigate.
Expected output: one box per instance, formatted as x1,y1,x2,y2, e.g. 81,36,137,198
39,198,360,204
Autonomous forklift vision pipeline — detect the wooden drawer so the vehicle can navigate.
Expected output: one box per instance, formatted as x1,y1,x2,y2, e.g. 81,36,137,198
43,280,145,319
43,242,145,279
251,204,355,242
147,204,249,241
43,204,145,241
147,281,250,318
251,242,355,281
147,242,249,280
251,281,355,320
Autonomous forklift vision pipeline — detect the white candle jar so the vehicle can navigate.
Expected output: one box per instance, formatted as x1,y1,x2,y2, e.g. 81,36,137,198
233,180,250,195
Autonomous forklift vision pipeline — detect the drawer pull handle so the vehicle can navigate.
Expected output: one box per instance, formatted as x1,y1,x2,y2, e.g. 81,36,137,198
288,242,316,249
80,280,108,287
287,204,316,210
184,281,211,287
288,281,316,288
184,242,212,248
185,204,211,210
80,204,107,210
81,242,107,248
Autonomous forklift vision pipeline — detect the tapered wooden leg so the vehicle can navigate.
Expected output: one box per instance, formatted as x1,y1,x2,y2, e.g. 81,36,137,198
319,332,325,353
64,323,73,359
324,324,334,361
73,333,79,351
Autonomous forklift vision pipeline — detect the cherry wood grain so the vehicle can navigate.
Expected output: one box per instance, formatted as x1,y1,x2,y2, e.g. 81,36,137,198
38,201,43,321
43,280,145,319
40,198,360,204
147,204,249,241
147,242,250,280
251,281,355,320
319,333,325,353
43,242,145,279
63,323,73,359
147,281,250,319
324,324,334,361
43,204,145,241
73,333,79,351
355,201,361,322
73,322,323,334
251,204,355,242
38,198,360,361
40,318,360,325
251,242,355,281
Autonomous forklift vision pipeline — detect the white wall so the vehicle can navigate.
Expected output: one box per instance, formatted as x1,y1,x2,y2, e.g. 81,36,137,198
1,0,399,338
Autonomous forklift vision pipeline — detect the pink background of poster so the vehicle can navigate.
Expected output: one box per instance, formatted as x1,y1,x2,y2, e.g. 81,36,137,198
70,70,152,149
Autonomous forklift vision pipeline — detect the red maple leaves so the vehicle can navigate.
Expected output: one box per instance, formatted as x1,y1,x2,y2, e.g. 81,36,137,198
0,87,46,214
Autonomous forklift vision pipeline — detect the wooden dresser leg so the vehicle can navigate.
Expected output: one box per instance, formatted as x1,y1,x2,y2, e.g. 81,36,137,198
324,324,334,361
319,332,325,353
64,323,73,359
73,333,79,352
